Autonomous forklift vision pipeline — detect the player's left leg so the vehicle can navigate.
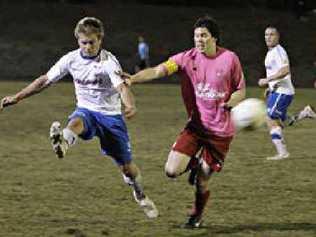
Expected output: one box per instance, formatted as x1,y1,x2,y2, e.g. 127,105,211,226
120,162,158,219
97,114,158,218
183,136,232,228
183,160,212,228
165,129,201,179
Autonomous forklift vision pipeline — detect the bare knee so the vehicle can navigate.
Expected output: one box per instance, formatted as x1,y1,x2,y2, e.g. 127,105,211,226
67,117,84,135
164,164,178,178
164,150,190,178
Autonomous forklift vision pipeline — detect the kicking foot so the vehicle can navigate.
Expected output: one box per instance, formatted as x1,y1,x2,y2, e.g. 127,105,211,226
266,152,290,160
133,191,159,219
49,121,67,158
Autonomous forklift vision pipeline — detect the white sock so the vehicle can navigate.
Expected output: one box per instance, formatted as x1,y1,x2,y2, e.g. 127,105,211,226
62,128,78,146
122,173,145,199
270,126,288,155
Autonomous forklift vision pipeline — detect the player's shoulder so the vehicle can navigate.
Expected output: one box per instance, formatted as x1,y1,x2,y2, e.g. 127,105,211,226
220,47,237,56
218,47,240,62
100,49,121,69
100,49,119,62
60,49,80,61
170,48,197,63
273,44,287,55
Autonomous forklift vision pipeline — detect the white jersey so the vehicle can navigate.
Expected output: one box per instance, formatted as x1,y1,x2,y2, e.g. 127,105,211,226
265,44,295,95
46,49,124,115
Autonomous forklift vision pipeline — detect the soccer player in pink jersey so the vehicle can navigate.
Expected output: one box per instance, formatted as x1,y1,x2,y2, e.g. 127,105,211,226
122,16,246,228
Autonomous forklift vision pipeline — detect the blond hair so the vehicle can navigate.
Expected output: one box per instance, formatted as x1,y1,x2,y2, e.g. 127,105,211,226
74,17,104,39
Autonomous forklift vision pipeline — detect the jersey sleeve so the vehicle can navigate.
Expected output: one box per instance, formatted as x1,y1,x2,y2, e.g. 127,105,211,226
231,53,246,91
105,55,124,88
162,52,186,75
46,54,70,84
274,47,289,67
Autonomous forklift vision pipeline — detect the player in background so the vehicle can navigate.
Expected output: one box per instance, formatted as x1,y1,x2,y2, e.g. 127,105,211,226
258,26,294,160
288,63,316,125
121,16,246,228
0,17,158,219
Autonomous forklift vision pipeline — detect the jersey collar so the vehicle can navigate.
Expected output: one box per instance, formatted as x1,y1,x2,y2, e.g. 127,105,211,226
80,49,101,60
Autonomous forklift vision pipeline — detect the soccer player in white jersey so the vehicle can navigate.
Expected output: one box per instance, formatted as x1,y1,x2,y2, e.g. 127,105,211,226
258,26,295,160
0,17,158,218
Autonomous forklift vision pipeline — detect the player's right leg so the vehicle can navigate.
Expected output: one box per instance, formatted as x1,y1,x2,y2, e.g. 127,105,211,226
49,118,82,158
50,108,94,158
165,129,200,178
266,92,292,160
165,151,191,178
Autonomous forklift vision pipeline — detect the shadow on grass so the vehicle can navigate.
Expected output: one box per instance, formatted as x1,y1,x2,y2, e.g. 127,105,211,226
174,222,316,235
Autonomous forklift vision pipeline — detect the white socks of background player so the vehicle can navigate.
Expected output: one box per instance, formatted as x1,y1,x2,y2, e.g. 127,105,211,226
270,126,288,155
62,128,78,147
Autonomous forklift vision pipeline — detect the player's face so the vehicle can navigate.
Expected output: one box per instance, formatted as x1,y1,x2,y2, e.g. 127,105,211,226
265,28,279,48
78,33,102,57
194,27,217,55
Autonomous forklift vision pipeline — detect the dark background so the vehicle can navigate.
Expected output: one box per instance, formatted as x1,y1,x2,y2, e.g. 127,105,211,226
0,0,315,86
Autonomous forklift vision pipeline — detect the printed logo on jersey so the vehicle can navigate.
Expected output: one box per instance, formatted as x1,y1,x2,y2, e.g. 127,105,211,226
215,69,224,78
195,83,226,100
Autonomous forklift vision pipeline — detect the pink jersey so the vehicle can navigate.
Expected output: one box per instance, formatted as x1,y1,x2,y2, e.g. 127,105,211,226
169,47,245,137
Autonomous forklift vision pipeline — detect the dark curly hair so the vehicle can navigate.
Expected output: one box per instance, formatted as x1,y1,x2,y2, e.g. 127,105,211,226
194,16,220,44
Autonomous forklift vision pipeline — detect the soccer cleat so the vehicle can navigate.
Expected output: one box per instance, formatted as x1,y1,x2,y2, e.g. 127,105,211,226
182,215,203,229
49,121,67,158
133,191,159,219
266,152,290,160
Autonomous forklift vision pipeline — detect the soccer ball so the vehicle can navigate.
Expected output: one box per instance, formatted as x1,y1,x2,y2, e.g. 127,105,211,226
232,98,266,131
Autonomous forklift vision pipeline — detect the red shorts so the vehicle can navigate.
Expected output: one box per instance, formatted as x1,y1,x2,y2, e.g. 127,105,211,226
172,127,233,172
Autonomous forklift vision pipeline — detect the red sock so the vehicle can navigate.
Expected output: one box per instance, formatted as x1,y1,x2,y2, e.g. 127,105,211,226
189,190,210,217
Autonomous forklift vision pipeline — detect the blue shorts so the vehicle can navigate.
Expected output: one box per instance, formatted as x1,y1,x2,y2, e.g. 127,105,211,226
68,107,132,166
267,92,293,121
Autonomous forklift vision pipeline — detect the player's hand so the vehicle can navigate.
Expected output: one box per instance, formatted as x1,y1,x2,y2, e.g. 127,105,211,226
258,78,269,87
124,106,137,119
0,95,18,110
116,71,133,86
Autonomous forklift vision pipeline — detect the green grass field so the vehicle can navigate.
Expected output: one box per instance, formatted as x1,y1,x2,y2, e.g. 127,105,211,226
0,82,315,237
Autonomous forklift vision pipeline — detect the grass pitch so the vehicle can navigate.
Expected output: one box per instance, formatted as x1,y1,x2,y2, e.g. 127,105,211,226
0,81,315,237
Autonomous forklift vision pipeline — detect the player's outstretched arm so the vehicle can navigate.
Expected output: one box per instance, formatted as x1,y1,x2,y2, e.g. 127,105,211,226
121,64,167,86
116,83,137,119
0,75,49,111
